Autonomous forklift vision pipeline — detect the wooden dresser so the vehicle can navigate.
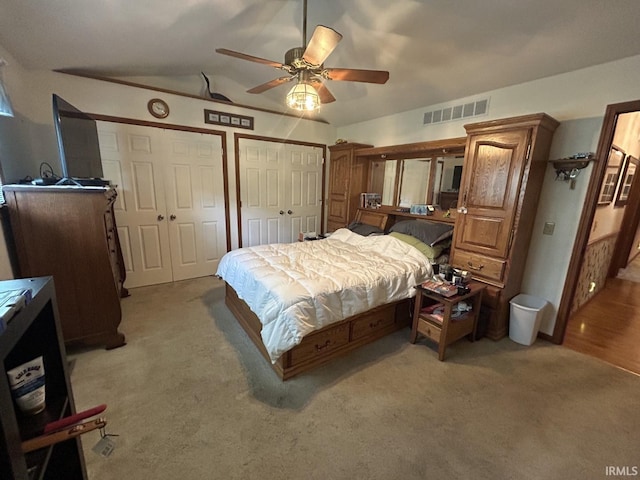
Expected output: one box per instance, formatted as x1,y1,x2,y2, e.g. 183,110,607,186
327,142,372,232
3,185,126,349
449,113,559,340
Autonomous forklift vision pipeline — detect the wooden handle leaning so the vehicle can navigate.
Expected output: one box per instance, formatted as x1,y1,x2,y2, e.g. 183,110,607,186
22,417,107,453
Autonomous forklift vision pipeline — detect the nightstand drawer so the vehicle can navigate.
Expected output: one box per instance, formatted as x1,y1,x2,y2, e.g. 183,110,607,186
417,317,442,343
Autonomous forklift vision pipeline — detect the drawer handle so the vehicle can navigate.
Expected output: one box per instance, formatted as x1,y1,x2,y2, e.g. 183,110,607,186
315,340,331,351
467,261,484,271
369,319,382,328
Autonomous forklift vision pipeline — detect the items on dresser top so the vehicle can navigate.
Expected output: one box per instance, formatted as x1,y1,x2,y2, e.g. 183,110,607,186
0,288,32,334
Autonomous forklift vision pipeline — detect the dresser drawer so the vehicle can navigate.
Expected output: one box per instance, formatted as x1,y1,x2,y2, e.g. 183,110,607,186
290,323,350,364
417,317,442,343
451,250,506,284
351,308,396,340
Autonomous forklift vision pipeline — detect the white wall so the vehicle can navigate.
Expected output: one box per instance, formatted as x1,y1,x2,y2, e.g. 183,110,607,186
0,55,336,251
338,54,640,335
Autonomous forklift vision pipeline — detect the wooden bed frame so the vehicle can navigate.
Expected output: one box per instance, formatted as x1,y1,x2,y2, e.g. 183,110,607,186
224,209,409,380
225,284,411,380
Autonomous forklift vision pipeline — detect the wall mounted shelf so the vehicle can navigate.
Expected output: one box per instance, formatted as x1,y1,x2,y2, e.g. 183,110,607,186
549,153,595,188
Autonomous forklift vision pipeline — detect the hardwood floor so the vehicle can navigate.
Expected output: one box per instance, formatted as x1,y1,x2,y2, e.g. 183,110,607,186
564,274,640,376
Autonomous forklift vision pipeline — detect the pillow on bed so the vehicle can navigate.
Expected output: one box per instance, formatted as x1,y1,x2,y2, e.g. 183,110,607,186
347,221,385,236
388,232,446,260
389,220,454,246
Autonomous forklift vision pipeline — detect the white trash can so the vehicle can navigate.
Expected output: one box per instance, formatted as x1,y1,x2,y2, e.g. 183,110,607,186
509,294,548,346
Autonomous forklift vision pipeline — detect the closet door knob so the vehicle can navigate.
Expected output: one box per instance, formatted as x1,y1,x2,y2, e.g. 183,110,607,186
157,214,165,221
287,210,293,215
170,214,176,221
279,210,285,215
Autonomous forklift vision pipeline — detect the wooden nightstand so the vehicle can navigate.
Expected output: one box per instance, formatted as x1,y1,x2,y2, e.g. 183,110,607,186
410,280,486,361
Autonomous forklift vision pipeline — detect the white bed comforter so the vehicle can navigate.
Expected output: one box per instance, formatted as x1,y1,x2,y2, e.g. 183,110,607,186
216,228,432,362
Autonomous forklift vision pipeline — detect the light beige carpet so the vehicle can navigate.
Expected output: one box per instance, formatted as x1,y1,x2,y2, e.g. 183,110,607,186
68,276,640,480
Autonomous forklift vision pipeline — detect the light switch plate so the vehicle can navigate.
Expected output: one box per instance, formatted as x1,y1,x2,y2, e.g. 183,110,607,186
543,222,555,235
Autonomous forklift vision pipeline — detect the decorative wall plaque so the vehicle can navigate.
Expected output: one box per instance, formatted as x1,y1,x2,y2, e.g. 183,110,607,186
204,109,254,130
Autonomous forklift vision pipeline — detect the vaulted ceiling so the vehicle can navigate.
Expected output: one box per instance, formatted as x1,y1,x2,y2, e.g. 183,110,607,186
1,0,640,126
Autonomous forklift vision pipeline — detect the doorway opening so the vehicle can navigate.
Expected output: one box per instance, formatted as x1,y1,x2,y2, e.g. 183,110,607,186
554,100,640,374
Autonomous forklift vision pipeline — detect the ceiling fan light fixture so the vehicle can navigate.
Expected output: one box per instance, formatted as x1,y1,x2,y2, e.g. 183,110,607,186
286,81,320,111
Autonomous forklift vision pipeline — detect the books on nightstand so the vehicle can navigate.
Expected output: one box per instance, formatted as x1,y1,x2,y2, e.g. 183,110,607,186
421,280,458,297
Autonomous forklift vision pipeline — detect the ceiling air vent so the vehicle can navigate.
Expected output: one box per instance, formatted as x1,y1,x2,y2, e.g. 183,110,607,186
423,97,490,125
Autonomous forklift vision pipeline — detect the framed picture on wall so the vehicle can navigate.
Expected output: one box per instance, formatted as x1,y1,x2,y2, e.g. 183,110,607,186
597,146,625,205
614,155,638,207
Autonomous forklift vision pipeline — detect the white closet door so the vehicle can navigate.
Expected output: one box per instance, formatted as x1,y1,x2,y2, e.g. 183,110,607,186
98,122,173,288
162,129,226,281
98,122,227,287
238,138,323,246
238,139,286,246
284,143,323,239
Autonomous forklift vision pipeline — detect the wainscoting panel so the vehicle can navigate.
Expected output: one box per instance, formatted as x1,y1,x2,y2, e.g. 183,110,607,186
571,235,617,313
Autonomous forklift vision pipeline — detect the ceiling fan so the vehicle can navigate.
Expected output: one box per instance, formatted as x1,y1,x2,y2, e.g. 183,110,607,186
215,0,389,110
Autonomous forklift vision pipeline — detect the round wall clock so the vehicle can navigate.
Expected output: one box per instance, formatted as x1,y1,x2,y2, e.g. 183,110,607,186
148,98,169,119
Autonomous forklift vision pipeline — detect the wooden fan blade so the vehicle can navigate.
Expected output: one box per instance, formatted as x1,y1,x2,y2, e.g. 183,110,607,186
216,48,284,69
324,68,389,84
302,26,343,66
247,76,294,94
309,80,336,104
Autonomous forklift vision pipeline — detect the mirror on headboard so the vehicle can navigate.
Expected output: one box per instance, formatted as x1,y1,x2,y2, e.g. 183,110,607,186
359,138,466,209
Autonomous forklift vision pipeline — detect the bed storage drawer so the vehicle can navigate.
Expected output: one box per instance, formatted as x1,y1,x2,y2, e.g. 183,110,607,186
290,323,350,364
351,306,396,340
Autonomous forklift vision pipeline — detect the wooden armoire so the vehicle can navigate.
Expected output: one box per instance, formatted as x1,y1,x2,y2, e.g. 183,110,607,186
450,113,559,340
327,142,372,232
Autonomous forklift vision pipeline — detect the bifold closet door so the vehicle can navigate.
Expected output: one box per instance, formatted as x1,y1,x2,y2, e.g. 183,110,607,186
162,129,226,282
98,122,226,288
99,123,173,287
238,138,323,247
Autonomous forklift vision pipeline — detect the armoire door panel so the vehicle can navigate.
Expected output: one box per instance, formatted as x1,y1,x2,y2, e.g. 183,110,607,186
455,128,530,258
468,143,516,208
458,215,507,252
329,151,349,195
329,198,347,219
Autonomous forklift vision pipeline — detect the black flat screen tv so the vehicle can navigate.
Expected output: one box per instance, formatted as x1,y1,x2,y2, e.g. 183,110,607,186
52,94,106,185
